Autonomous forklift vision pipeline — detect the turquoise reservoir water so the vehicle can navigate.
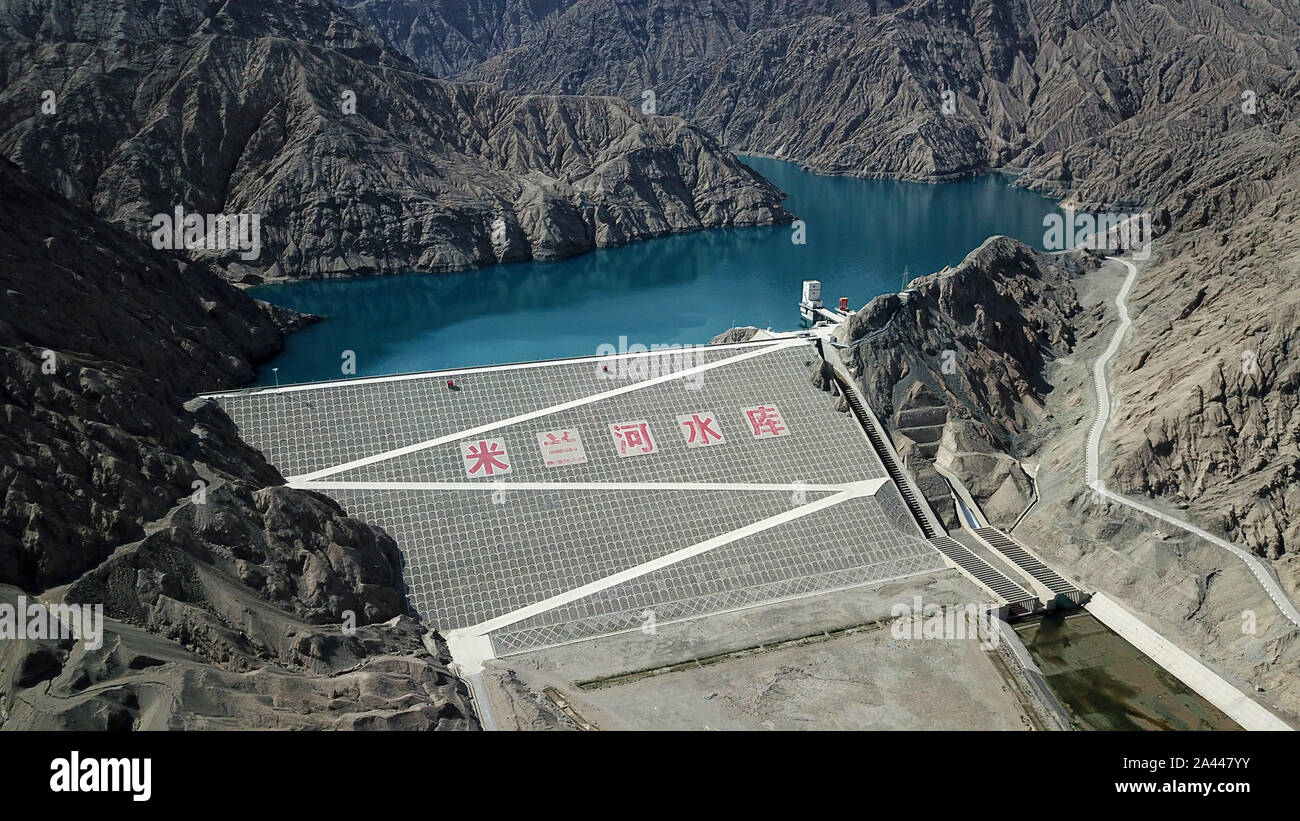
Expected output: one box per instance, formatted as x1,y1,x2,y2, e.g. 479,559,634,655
249,157,1058,385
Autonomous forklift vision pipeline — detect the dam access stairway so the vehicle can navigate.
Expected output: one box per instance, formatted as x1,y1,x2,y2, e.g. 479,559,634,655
836,373,936,538
830,367,1039,616
971,527,1089,606
928,535,1038,615
803,285,1094,619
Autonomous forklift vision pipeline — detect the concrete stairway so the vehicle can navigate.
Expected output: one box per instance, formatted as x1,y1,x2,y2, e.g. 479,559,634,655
928,535,1035,606
836,373,938,538
973,526,1083,599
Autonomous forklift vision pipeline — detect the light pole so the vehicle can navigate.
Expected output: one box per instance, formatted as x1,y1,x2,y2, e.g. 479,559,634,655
272,367,279,387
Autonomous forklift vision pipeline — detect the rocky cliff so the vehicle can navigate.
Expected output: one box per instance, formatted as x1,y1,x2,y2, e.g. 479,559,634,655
835,237,1089,528
429,0,1297,186
1105,148,1300,564
0,158,476,729
345,0,580,76
0,0,791,283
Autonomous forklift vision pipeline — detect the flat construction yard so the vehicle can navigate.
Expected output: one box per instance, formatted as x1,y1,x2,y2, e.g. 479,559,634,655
484,573,1037,731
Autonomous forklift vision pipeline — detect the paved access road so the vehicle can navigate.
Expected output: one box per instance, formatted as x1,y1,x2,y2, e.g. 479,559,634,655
1087,258,1300,629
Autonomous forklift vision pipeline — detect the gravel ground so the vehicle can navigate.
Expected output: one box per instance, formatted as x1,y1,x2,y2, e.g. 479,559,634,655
482,570,1037,730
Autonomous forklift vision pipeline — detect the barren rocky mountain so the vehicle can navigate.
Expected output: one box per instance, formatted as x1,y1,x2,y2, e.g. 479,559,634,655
834,238,1090,529
0,0,791,282
1105,147,1300,562
423,0,1298,186
0,158,475,729
405,0,1300,570
345,0,580,76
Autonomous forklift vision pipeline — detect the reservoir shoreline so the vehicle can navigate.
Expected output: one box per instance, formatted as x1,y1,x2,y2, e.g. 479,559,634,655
248,157,1060,386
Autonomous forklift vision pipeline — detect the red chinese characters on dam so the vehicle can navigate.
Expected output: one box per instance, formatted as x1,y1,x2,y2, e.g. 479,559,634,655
456,404,790,476
609,420,658,457
462,439,512,476
743,405,789,439
677,412,726,447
